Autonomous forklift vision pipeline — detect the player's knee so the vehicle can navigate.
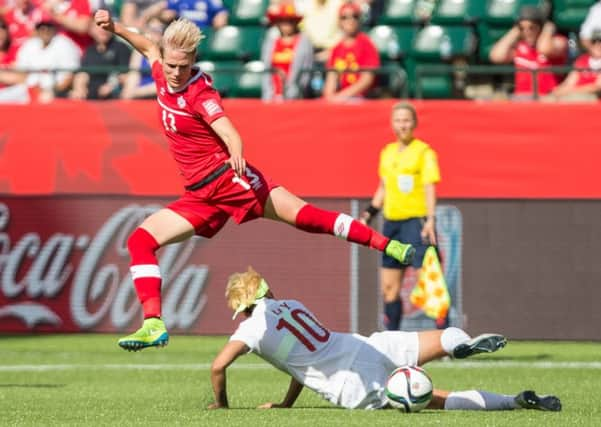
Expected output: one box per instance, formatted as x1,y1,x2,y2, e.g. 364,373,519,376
127,227,160,256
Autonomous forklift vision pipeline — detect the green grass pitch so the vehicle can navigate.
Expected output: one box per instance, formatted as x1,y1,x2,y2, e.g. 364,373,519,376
1,335,600,426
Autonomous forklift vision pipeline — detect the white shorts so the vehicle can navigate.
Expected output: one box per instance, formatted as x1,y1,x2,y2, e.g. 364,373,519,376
337,331,420,409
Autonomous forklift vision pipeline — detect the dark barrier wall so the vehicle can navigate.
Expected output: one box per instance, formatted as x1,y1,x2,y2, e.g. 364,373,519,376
356,200,601,340
2,197,599,340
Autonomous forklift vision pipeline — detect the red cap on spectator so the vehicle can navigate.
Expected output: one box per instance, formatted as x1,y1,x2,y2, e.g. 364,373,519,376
266,3,303,23
339,2,361,17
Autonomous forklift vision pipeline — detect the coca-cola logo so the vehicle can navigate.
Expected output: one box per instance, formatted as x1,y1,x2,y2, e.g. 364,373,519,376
0,202,208,331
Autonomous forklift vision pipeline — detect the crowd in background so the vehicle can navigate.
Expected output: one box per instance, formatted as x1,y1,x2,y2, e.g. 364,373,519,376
0,0,599,102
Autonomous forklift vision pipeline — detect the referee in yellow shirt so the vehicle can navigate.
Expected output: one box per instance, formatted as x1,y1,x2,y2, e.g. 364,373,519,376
360,102,441,330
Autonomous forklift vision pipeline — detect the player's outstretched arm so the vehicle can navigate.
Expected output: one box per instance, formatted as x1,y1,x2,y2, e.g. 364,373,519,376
258,377,304,409
94,9,161,64
208,340,249,409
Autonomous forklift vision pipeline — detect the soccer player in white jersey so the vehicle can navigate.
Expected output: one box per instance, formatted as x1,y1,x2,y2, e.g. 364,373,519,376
208,267,561,412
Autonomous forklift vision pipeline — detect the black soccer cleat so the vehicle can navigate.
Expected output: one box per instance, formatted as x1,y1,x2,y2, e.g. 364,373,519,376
515,390,562,412
452,333,507,359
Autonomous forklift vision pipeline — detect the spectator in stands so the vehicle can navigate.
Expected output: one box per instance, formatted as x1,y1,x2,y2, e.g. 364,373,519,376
0,19,80,102
359,103,440,331
164,0,228,30
120,0,170,29
0,18,14,66
261,3,313,101
489,6,568,99
580,1,601,50
322,1,379,101
551,28,601,101
42,0,93,54
69,21,131,99
302,0,343,62
2,0,44,60
121,17,163,99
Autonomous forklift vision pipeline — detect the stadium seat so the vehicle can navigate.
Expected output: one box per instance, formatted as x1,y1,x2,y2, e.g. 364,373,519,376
485,0,544,26
378,0,419,25
367,25,418,61
204,26,264,61
196,60,240,96
229,0,269,25
411,25,477,61
477,23,511,62
196,28,214,60
430,0,486,24
406,25,476,99
403,57,453,99
228,60,264,98
552,0,597,32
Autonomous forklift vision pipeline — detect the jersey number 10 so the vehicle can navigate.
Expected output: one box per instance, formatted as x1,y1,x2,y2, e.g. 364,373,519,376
276,308,331,352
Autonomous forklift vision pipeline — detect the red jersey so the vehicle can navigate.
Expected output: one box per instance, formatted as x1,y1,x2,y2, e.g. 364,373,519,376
327,32,380,92
3,5,44,59
513,37,567,95
573,54,601,86
271,34,300,96
151,60,229,187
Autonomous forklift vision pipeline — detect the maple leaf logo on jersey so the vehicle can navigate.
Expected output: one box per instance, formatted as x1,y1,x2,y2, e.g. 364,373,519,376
177,96,186,108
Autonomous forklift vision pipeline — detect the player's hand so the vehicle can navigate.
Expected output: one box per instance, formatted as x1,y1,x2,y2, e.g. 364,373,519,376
95,9,115,33
257,402,287,409
207,402,227,410
421,218,436,246
227,155,246,178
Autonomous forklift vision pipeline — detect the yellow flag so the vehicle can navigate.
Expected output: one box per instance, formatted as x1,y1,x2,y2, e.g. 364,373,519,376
410,246,450,320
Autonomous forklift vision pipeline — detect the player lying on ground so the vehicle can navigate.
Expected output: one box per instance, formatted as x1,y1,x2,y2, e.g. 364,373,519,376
93,10,415,352
208,267,561,412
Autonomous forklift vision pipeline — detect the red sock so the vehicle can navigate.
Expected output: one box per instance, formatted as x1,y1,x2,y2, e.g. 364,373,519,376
295,204,389,251
127,227,162,319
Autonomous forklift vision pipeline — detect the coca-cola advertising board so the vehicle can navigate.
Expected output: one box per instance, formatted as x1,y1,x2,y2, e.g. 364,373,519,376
0,197,353,334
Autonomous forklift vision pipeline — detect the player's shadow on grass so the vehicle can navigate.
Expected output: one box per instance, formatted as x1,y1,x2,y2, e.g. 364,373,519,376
0,384,66,388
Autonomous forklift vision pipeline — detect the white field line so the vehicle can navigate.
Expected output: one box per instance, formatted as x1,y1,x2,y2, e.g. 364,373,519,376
1,360,601,372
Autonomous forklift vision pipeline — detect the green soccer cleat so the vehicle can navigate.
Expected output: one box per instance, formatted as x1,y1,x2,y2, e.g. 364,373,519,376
118,318,169,352
385,240,415,266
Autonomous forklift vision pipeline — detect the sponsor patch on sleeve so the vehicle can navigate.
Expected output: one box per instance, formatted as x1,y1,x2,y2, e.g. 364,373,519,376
202,99,223,117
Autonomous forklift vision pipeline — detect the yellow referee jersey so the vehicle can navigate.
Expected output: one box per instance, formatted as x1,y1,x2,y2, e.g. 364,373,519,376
378,138,441,221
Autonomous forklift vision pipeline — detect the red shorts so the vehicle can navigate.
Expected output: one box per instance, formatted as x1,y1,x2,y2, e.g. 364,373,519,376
166,163,278,238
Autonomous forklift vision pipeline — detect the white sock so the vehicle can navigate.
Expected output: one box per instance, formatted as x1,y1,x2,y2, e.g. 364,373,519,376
440,327,471,354
444,390,520,410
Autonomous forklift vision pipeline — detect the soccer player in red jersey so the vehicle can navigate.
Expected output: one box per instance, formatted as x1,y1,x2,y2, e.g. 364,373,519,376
94,9,415,351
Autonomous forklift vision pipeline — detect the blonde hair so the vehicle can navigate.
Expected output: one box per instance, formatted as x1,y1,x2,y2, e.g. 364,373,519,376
225,267,263,312
160,18,204,57
392,102,418,127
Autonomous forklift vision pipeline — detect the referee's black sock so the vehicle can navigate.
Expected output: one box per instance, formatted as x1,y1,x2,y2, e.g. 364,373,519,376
384,299,402,330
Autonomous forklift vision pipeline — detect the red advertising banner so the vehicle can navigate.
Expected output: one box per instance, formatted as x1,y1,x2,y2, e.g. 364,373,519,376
0,197,352,334
1,100,600,198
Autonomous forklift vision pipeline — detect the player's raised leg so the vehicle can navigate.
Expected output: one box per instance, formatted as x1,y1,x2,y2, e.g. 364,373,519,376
118,208,195,351
429,389,561,411
416,327,507,365
263,187,415,265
